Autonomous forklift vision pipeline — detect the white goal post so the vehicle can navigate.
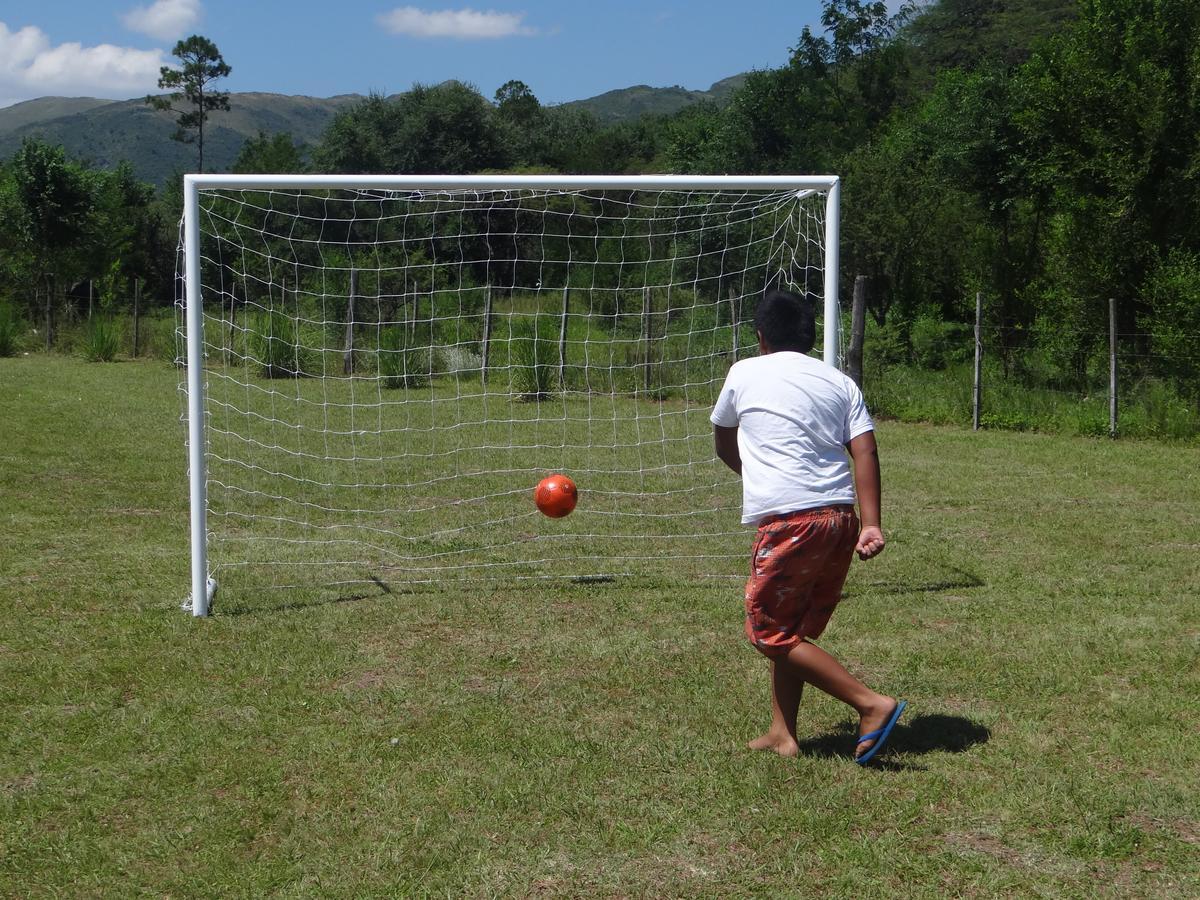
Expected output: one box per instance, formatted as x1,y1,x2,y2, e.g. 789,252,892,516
180,174,842,616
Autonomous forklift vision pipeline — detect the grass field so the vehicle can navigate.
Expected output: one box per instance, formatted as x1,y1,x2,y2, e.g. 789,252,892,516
2,355,1198,897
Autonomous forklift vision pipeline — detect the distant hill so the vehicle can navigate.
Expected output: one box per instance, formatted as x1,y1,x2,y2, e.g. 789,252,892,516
0,92,363,186
0,97,117,132
562,75,748,124
0,77,746,186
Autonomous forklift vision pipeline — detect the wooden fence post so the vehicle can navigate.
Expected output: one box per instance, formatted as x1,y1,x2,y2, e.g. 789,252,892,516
847,275,867,387
642,287,652,394
133,279,141,357
559,285,570,390
343,270,357,375
1109,296,1118,439
45,276,54,351
728,287,738,360
973,291,983,431
480,286,492,386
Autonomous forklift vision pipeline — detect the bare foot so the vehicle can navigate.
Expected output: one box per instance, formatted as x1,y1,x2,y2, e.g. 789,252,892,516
748,731,800,757
854,696,898,759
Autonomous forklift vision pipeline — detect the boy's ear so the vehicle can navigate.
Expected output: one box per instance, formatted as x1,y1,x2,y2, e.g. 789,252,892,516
757,330,770,354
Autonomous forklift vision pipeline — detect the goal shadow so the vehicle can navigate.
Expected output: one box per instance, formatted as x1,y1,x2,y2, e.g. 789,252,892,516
851,564,985,597
216,574,417,617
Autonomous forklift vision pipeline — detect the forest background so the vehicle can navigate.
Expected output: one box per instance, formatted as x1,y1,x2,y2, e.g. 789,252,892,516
1,0,1198,440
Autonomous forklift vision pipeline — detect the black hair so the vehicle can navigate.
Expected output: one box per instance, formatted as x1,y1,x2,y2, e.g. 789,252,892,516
754,288,816,353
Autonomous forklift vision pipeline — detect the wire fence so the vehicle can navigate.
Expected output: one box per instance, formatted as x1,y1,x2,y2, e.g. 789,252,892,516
859,316,1200,442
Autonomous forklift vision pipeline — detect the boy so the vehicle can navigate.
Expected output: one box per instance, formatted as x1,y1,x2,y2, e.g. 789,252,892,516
710,288,905,764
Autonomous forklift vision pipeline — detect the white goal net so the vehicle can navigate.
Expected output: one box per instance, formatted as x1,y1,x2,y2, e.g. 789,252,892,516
179,175,840,615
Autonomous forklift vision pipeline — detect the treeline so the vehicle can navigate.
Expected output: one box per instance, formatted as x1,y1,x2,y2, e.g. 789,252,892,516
2,0,1199,403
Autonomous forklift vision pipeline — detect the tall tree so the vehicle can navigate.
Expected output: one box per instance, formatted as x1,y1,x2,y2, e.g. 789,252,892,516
905,0,1077,80
494,80,545,167
314,82,508,174
232,131,307,174
146,35,232,174
675,0,916,175
5,139,96,347
1016,0,1200,374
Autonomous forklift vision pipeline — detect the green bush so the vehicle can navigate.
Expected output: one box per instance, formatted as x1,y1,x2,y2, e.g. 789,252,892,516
0,302,24,357
377,325,434,389
1144,250,1200,398
82,315,122,362
1122,377,1197,441
506,314,560,399
246,309,312,378
910,315,969,370
137,312,182,363
861,317,909,368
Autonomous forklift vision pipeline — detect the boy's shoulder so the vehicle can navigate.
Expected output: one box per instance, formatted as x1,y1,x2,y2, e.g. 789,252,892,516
733,351,845,381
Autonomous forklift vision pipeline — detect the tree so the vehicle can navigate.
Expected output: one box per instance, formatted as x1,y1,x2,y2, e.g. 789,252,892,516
5,139,97,347
146,35,232,174
233,132,307,174
91,162,170,306
494,80,540,128
905,0,1077,83
494,80,545,167
669,0,916,175
314,82,508,174
1016,0,1200,376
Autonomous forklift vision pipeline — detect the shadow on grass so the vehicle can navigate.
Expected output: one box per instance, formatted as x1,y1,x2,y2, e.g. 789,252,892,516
216,575,413,617
857,564,985,596
796,713,990,771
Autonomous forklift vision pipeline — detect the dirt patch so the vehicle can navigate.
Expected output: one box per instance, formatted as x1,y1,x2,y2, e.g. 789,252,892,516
943,832,1029,868
1122,812,1200,846
941,831,1086,880
339,668,394,691
2,774,39,795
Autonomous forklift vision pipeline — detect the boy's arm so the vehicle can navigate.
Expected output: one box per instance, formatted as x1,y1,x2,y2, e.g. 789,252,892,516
713,425,741,475
847,430,885,560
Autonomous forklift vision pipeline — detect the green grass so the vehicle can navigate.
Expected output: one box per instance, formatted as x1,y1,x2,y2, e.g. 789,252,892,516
866,360,1200,442
2,355,1199,897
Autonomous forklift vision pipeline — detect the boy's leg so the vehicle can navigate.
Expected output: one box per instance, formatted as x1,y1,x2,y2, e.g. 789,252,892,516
783,639,897,758
748,660,804,756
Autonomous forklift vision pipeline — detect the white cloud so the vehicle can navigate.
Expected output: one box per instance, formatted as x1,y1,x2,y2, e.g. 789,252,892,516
377,7,537,40
0,21,164,106
121,0,202,41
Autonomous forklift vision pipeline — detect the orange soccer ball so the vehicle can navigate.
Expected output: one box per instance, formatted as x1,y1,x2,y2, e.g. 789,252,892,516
534,473,578,518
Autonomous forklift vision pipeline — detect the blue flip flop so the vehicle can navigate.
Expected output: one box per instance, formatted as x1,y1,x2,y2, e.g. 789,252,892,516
854,699,907,765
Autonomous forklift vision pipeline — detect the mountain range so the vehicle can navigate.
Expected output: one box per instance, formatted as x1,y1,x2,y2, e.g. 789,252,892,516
0,76,747,187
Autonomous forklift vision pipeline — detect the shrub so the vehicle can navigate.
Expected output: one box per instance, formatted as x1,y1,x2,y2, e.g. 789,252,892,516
82,315,122,362
509,315,558,399
0,302,23,357
910,315,969,370
1144,250,1200,398
861,317,909,368
138,311,182,363
246,309,312,378
377,325,434,389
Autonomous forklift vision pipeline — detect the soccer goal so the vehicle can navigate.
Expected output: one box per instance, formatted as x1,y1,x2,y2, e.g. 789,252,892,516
179,174,841,615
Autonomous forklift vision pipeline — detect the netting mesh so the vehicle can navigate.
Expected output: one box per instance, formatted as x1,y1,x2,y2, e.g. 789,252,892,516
178,182,831,601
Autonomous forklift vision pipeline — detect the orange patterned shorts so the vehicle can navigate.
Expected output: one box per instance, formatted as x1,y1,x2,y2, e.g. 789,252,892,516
744,505,859,657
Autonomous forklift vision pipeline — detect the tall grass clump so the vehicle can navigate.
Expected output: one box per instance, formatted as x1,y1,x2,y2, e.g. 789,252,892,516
246,309,312,378
139,311,181,363
0,301,23,357
509,315,558,399
81,315,122,362
378,325,434,389
1120,377,1199,441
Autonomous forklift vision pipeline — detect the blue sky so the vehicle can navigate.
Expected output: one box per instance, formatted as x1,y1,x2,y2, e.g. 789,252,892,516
0,0,842,109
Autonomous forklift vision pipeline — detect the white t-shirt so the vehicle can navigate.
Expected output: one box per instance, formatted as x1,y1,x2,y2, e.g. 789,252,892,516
710,351,875,525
